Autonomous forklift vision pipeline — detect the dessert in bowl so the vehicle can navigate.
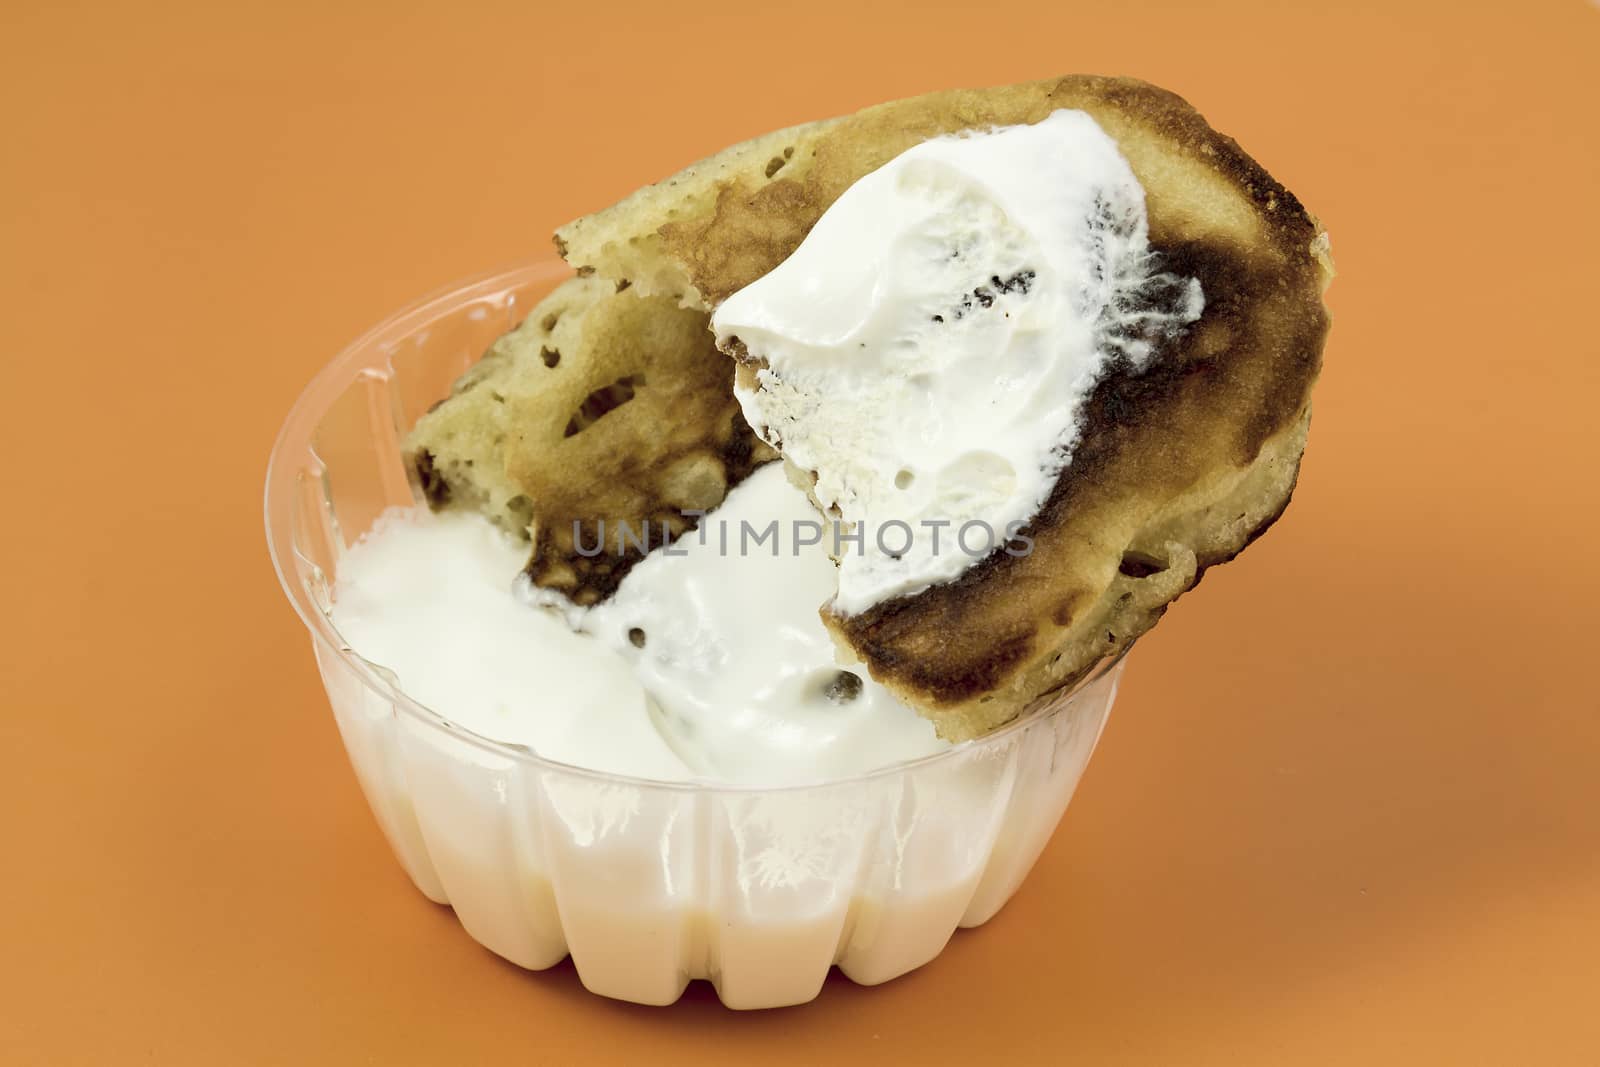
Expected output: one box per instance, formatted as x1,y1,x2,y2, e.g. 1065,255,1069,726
266,74,1330,1009
266,258,1128,1008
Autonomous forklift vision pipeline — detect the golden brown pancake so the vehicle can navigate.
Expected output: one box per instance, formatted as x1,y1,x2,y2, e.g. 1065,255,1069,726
554,75,1333,739
407,275,773,605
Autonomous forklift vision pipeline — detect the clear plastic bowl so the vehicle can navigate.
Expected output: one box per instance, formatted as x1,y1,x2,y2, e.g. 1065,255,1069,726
264,259,1127,1009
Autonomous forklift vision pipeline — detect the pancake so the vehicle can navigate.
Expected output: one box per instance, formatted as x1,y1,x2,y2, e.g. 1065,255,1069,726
407,275,774,605
554,75,1333,739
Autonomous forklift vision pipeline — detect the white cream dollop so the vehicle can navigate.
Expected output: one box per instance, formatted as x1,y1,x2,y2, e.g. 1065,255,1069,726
577,462,946,783
329,509,690,780
712,109,1202,615
331,465,947,785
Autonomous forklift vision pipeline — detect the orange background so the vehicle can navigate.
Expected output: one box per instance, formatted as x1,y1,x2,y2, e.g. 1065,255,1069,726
3,0,1598,1063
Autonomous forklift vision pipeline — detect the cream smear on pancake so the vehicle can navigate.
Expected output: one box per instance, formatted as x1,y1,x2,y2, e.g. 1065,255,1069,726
712,109,1203,615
